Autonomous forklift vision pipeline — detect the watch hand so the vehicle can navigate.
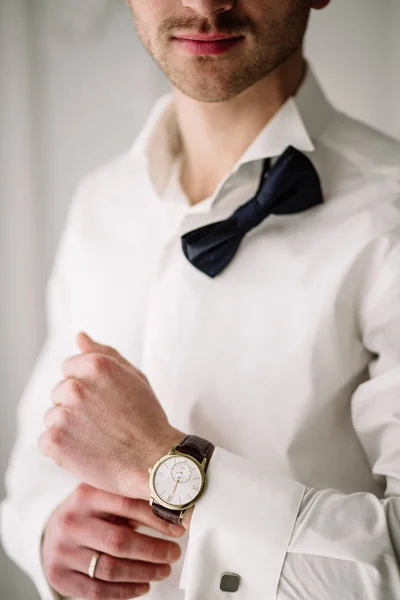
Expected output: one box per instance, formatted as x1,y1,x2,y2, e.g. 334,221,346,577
172,480,179,495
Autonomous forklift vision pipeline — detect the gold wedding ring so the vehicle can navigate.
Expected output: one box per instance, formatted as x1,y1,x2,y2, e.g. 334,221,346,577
88,551,102,579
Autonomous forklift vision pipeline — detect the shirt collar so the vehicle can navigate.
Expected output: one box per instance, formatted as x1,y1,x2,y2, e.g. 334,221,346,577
130,61,335,200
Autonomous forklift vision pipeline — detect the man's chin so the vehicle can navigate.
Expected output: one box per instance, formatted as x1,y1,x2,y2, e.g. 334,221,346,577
182,89,239,103
175,81,252,103
169,72,250,103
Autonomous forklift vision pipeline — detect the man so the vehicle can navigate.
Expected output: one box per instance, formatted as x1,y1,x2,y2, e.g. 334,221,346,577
2,0,400,599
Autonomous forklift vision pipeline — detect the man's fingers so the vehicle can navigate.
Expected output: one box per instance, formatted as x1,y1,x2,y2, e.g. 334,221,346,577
50,568,149,600
119,497,186,537
63,545,171,583
78,339,149,382
62,345,148,383
61,352,114,380
74,485,185,538
76,332,133,368
71,516,182,564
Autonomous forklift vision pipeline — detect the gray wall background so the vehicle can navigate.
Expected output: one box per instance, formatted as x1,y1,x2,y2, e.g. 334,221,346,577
1,1,399,599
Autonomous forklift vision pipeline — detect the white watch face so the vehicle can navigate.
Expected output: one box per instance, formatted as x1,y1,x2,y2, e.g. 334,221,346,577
153,455,203,507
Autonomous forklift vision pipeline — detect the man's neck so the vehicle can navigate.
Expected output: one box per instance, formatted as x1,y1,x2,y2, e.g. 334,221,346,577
173,49,306,206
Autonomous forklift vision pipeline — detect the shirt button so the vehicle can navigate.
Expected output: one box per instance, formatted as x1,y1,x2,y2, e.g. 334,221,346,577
220,572,241,592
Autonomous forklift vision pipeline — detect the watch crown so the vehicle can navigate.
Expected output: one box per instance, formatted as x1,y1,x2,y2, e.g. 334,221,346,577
148,467,152,473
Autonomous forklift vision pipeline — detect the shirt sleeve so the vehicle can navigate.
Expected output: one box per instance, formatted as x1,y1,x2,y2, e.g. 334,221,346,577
179,233,400,600
0,181,90,600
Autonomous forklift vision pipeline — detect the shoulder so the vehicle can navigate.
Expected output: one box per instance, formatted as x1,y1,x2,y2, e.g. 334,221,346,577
64,137,154,242
73,149,145,204
320,110,400,185
70,92,173,214
52,148,143,258
313,109,400,241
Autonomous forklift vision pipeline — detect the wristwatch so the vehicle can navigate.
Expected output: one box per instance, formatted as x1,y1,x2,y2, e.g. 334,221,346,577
148,434,215,525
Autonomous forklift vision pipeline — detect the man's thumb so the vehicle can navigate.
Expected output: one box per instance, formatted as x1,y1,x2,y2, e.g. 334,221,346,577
75,332,130,366
76,331,97,351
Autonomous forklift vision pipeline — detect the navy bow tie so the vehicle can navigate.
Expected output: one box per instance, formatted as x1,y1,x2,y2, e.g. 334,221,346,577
181,145,323,278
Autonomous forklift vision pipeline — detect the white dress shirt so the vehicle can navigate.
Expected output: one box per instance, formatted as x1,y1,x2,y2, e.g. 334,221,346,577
2,62,400,600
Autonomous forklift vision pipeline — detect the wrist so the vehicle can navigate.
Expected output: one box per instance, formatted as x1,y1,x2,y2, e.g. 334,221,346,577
145,432,214,529
136,428,187,501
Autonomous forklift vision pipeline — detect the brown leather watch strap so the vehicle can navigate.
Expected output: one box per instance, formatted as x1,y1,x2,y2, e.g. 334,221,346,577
151,434,215,525
151,503,183,525
175,434,215,469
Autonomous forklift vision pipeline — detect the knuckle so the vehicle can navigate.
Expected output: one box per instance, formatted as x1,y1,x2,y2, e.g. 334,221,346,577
52,516,70,548
65,377,85,401
117,494,138,515
140,563,158,581
86,583,103,600
47,561,63,586
52,536,65,557
58,509,75,531
143,538,167,562
97,554,118,581
48,425,64,448
56,407,70,428
134,535,149,556
74,482,92,503
156,539,176,561
131,564,148,582
89,353,110,374
147,543,163,562
106,529,126,555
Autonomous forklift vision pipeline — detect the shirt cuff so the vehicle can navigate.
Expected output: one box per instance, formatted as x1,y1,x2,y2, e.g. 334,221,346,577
179,446,305,599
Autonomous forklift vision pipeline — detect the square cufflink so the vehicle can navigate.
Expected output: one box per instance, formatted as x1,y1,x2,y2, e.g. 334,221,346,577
220,572,241,592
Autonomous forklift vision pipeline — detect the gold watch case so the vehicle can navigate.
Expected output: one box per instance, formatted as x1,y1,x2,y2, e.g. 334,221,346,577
148,446,207,511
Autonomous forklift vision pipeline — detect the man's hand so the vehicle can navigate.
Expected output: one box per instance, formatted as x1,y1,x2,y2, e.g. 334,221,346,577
38,332,186,500
42,484,186,600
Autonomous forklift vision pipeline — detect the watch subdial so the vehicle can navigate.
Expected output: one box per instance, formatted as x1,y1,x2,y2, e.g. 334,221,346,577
171,461,192,483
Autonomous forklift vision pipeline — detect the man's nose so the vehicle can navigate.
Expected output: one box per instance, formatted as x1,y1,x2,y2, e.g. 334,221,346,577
181,0,234,18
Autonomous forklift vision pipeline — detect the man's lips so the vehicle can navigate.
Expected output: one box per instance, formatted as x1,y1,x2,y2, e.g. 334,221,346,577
171,33,244,56
174,33,241,41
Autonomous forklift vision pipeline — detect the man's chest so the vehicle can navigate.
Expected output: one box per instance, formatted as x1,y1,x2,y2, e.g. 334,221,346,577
68,198,380,492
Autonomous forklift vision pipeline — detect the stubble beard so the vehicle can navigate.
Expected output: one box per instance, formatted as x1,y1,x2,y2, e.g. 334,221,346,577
135,2,311,103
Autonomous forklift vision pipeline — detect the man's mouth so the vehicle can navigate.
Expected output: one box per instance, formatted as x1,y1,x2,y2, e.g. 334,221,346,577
171,33,245,56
